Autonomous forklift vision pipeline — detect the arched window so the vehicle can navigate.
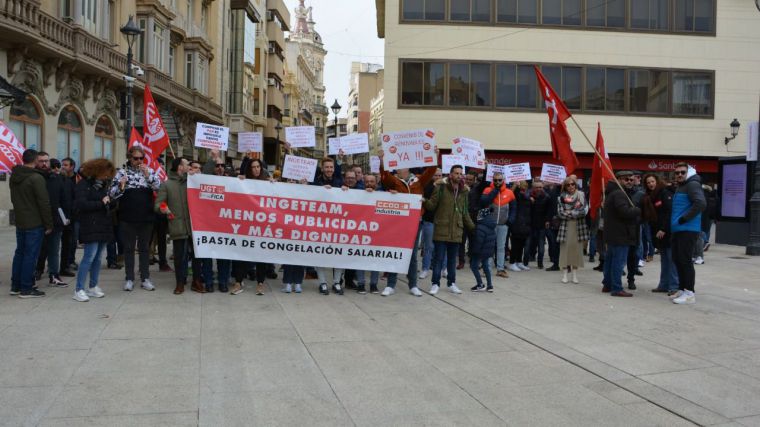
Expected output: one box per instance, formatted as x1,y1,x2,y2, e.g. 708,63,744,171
57,106,82,166
8,98,42,151
94,115,114,160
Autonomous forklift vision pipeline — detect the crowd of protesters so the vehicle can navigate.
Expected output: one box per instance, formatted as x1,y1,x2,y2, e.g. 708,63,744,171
9,147,715,305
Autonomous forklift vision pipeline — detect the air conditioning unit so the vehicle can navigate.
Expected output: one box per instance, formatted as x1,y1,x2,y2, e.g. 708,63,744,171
267,78,276,86
268,45,276,54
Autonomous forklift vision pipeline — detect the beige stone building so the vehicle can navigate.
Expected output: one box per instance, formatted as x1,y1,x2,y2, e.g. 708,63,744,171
375,0,760,181
369,88,384,154
346,62,383,135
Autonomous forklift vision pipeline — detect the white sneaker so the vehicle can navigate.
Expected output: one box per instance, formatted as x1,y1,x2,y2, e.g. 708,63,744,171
429,284,440,295
449,284,462,294
508,264,521,272
123,280,134,291
381,287,395,297
281,283,292,293
418,270,429,279
517,263,530,271
86,286,105,298
669,290,684,300
73,289,89,302
694,257,704,265
638,260,645,268
141,279,155,291
673,290,696,304
410,287,423,297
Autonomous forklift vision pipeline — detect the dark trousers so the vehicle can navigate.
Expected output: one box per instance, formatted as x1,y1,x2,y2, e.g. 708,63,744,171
232,261,267,284
283,265,305,285
172,238,192,284
61,225,75,269
626,245,638,284
154,216,168,265
672,231,699,292
525,228,546,265
547,228,560,266
122,222,153,281
509,236,526,264
106,223,122,265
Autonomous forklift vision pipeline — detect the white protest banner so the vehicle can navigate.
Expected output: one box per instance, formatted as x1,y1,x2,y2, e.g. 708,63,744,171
238,132,263,153
339,133,370,155
504,162,532,182
187,174,422,273
285,126,316,148
195,123,230,151
486,164,506,181
328,137,341,155
442,155,466,173
452,137,486,169
540,163,567,184
370,156,381,174
282,155,318,182
381,129,437,170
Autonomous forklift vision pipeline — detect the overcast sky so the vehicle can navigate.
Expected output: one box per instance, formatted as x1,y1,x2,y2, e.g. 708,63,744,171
282,0,385,119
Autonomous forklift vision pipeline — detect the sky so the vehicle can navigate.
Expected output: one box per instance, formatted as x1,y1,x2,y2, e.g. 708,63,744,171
282,0,385,119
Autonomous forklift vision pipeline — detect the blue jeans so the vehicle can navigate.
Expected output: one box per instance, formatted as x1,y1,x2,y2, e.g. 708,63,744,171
217,259,231,286
42,230,62,276
495,224,508,270
470,256,492,288
526,228,546,265
357,270,379,286
76,242,107,291
588,234,597,259
12,227,45,293
420,221,435,271
283,265,305,285
602,245,629,293
641,224,655,258
386,222,421,290
432,241,459,287
657,247,679,292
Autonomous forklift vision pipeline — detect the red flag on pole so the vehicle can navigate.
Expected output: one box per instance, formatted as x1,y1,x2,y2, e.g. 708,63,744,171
535,66,579,174
128,127,167,182
589,123,614,220
143,85,170,157
0,120,26,173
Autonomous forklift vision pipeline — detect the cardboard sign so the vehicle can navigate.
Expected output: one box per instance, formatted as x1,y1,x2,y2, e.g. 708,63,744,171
195,123,230,151
285,126,316,148
328,137,341,155
238,132,263,153
282,155,318,182
339,133,370,155
442,155,466,174
452,137,486,169
504,162,532,182
381,129,437,170
540,163,567,184
486,164,507,182
370,156,381,174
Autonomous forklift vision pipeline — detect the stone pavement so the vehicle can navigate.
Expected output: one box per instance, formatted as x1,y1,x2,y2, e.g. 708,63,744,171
1,225,759,427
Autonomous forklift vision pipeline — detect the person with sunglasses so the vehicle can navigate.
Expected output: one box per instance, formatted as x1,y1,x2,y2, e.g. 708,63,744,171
110,146,161,292
602,171,642,297
670,163,706,304
481,172,516,278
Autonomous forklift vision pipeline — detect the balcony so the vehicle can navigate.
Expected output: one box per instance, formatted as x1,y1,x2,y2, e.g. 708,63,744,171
266,0,291,31
266,20,285,51
267,87,284,110
267,53,284,79
313,104,328,116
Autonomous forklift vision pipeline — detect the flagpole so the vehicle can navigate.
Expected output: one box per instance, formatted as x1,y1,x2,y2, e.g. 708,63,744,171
569,116,634,207
166,141,176,159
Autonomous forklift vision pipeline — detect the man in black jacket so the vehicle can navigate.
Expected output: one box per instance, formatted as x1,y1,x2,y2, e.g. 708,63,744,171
545,183,562,271
35,154,71,288
525,180,551,269
602,171,641,297
59,157,77,277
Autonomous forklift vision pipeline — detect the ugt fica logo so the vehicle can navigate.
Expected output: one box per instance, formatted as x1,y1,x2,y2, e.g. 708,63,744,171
199,184,225,201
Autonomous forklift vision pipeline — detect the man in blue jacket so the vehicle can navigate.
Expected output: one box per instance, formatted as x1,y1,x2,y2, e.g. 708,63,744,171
670,162,706,305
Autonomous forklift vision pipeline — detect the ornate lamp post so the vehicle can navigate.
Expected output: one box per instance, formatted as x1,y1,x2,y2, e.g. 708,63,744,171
275,122,283,160
120,16,142,146
330,99,341,141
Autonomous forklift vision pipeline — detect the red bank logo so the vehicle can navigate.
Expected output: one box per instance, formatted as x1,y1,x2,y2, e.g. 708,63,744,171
375,200,410,216
199,184,225,201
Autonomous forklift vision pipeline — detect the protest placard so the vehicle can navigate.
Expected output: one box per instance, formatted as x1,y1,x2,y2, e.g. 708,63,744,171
381,129,437,170
504,162,532,182
370,156,381,173
282,155,318,182
442,155,466,173
452,137,485,168
328,137,341,155
540,163,567,184
285,126,316,148
486,164,507,181
187,174,422,273
195,123,230,151
238,132,263,153
339,133,370,155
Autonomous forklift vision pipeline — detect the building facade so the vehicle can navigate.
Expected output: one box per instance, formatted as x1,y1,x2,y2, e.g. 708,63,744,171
375,0,760,181
346,62,383,135
369,88,384,154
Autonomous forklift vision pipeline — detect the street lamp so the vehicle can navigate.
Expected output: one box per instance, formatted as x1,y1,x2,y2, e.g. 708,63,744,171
724,118,741,145
330,99,341,139
275,121,283,160
120,16,142,147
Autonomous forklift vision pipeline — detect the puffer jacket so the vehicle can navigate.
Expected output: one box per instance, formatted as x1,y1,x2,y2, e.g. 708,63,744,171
424,178,475,242
75,177,114,244
154,171,191,241
481,182,516,226
470,189,499,258
510,189,532,238
9,166,53,230
671,173,706,234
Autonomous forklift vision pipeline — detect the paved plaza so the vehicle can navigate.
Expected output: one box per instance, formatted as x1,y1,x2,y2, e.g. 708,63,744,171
1,225,759,427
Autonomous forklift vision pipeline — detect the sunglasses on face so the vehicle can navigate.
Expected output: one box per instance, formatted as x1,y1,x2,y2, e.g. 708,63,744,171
216,164,225,167
566,183,576,187
132,156,144,161
675,170,687,175
493,179,503,183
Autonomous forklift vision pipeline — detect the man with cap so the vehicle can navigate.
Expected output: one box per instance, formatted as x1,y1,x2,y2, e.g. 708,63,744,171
602,171,641,297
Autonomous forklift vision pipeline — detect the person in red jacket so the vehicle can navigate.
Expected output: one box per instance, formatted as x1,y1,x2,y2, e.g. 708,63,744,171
481,173,516,277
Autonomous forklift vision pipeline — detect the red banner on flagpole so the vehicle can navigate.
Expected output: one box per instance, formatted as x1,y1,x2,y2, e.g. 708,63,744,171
590,123,614,220
535,66,580,175
143,85,170,157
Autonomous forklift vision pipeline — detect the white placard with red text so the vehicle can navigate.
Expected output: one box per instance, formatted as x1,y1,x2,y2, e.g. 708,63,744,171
452,137,485,169
194,123,230,151
370,156,381,174
486,164,507,181
238,132,263,153
504,162,532,182
442,155,465,173
540,163,567,184
285,126,316,148
338,133,369,155
282,155,318,182
0,120,25,173
187,174,422,273
381,129,437,170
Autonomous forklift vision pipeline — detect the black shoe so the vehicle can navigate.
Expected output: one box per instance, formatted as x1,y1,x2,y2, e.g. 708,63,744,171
59,269,75,277
357,284,367,294
19,289,46,298
545,265,560,272
537,262,544,269
369,284,379,294
635,270,643,276
49,275,69,288
593,265,604,272
589,256,595,263
651,288,669,293
471,284,486,292
149,256,158,265
486,285,494,293
266,271,278,280
332,283,344,295
10,288,20,295
107,263,123,269
319,283,329,295
205,284,215,293
628,282,637,290
219,283,229,293
345,280,357,290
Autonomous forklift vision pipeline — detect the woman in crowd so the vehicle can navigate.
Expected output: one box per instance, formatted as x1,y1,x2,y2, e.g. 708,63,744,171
557,176,589,284
643,173,679,295
507,180,532,272
72,158,116,302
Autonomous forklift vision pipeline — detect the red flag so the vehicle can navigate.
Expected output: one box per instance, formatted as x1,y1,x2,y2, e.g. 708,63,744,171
535,66,579,174
589,123,614,220
128,127,167,182
0,120,26,173
143,85,170,156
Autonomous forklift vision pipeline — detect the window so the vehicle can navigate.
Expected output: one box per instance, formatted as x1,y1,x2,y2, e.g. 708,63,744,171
629,69,669,114
153,22,166,71
81,0,98,34
495,63,517,107
471,63,491,106
542,0,581,26
562,67,581,109
186,0,194,24
675,0,714,32
630,0,669,30
137,17,147,63
586,67,626,111
585,67,605,111
424,62,445,105
169,46,175,78
201,3,209,31
8,98,42,151
197,55,208,95
606,68,625,111
57,106,82,167
94,116,114,160
586,0,624,27
672,72,712,116
449,63,470,106
516,65,536,108
401,62,423,105
403,0,445,20
186,53,194,88
450,0,492,22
